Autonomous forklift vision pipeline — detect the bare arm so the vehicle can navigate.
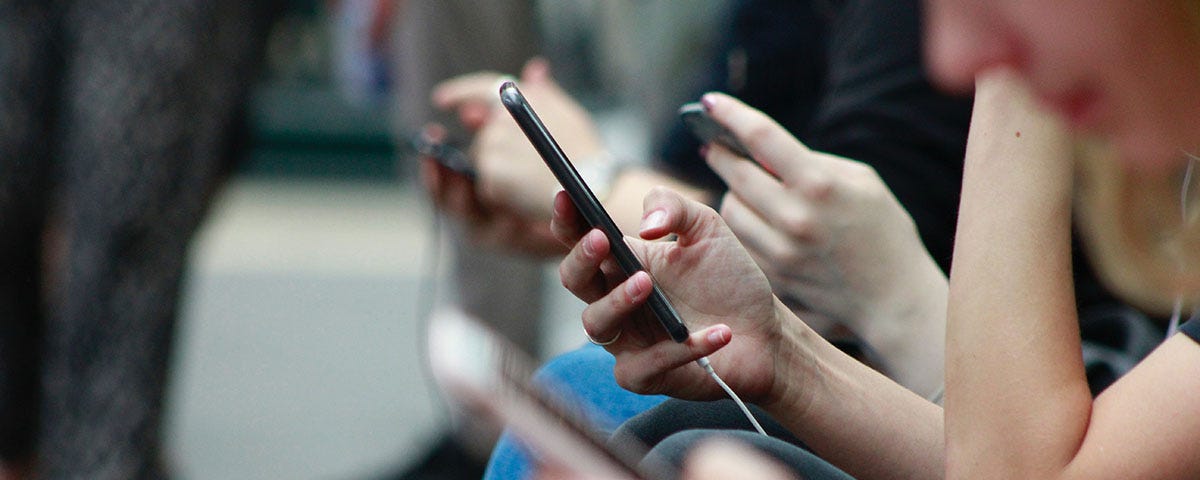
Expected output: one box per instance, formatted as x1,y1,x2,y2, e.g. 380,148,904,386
551,186,945,480
702,92,948,397
944,70,1200,479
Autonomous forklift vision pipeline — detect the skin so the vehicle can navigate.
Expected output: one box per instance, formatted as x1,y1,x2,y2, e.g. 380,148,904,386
553,67,1200,479
702,93,948,397
452,4,1200,474
551,93,949,480
924,0,1200,174
423,57,708,257
427,61,950,393
925,0,1200,478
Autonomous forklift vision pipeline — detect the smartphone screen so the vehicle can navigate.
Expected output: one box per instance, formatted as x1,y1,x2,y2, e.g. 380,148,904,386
498,81,689,343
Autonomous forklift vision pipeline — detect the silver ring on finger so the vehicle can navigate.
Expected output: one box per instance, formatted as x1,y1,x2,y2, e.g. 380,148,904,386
585,328,621,346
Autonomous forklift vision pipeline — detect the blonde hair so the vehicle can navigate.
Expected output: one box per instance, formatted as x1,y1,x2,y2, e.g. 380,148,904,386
1074,138,1200,315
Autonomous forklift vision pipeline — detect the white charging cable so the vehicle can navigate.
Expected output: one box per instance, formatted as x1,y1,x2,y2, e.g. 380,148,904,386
695,356,768,436
1169,155,1200,338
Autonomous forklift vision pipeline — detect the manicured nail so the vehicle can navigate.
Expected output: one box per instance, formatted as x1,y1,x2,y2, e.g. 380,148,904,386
641,210,669,233
625,272,646,300
583,230,599,256
701,93,717,111
707,326,729,345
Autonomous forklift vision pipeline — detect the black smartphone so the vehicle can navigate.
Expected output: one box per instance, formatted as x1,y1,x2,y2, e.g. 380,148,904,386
498,81,689,343
679,102,753,158
413,130,477,179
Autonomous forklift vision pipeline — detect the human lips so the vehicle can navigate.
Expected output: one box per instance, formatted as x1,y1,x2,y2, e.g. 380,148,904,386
1036,86,1104,131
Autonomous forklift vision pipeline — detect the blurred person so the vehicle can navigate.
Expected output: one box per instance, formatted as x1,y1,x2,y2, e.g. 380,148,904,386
390,2,725,479
544,0,1200,475
387,1,541,479
427,0,970,478
0,1,275,478
427,0,1168,478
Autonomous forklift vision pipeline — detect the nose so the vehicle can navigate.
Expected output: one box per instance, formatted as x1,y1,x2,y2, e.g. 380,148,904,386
923,0,1021,93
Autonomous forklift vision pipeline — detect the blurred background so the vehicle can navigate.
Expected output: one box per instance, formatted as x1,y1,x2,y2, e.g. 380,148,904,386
142,1,726,478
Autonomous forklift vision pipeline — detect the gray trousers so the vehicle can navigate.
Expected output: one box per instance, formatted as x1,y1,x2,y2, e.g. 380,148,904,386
0,1,267,477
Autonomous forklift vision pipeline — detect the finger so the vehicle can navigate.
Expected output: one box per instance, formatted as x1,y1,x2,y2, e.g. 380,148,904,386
701,92,832,189
706,144,829,235
457,102,492,131
581,270,655,346
638,186,724,246
431,71,510,109
422,157,482,219
718,193,808,267
683,440,798,480
559,229,615,303
550,190,589,245
612,324,733,394
441,167,488,223
418,157,443,201
520,56,551,84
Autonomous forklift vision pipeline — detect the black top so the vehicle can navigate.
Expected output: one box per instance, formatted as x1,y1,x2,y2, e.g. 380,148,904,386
1181,319,1200,343
652,0,1128,319
654,0,971,273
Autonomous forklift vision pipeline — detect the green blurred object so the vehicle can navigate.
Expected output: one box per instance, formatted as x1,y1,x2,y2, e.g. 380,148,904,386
242,82,396,180
240,0,397,181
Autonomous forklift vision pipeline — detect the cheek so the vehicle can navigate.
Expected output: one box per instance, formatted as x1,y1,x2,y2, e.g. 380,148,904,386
1109,51,1200,173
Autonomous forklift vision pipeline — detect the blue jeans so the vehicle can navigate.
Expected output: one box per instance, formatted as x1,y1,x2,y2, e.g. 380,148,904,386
482,343,668,480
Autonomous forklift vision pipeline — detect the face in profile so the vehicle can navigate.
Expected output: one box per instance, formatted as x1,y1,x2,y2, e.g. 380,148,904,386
923,0,1200,174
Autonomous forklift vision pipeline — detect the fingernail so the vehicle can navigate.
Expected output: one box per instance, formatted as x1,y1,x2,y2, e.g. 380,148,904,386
698,145,709,158
707,327,729,345
582,230,598,256
701,93,717,111
640,210,668,233
625,272,644,300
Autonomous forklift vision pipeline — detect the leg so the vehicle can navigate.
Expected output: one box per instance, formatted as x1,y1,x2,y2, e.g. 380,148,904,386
37,1,265,477
0,0,57,469
483,344,668,480
612,398,804,452
647,430,855,480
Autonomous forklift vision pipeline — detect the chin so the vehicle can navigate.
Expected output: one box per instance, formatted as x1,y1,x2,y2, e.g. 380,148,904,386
1111,127,1192,177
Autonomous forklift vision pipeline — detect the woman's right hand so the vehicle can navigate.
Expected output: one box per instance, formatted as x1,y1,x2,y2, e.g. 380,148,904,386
550,186,803,404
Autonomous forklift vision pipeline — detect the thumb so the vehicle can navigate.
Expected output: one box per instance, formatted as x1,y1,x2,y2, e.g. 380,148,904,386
521,57,553,84
638,187,724,246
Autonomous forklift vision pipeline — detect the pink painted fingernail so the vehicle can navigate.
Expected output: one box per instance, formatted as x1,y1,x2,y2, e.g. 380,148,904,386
701,93,717,111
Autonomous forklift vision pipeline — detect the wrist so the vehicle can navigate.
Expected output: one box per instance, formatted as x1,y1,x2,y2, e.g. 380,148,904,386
574,150,633,203
761,296,824,421
856,249,948,397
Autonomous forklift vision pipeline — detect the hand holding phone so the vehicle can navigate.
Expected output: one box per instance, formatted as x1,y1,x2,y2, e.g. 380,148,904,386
499,81,690,343
680,102,782,178
413,124,477,179
679,102,753,158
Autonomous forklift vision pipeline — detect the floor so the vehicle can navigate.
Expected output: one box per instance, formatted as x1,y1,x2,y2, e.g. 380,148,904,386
162,178,584,479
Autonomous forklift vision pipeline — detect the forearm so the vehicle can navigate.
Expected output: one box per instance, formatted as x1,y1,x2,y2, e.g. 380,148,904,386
765,298,945,480
857,249,949,399
604,167,712,234
944,71,1090,478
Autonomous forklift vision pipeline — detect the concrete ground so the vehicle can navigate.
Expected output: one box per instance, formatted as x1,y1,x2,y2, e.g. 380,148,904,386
163,178,584,479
